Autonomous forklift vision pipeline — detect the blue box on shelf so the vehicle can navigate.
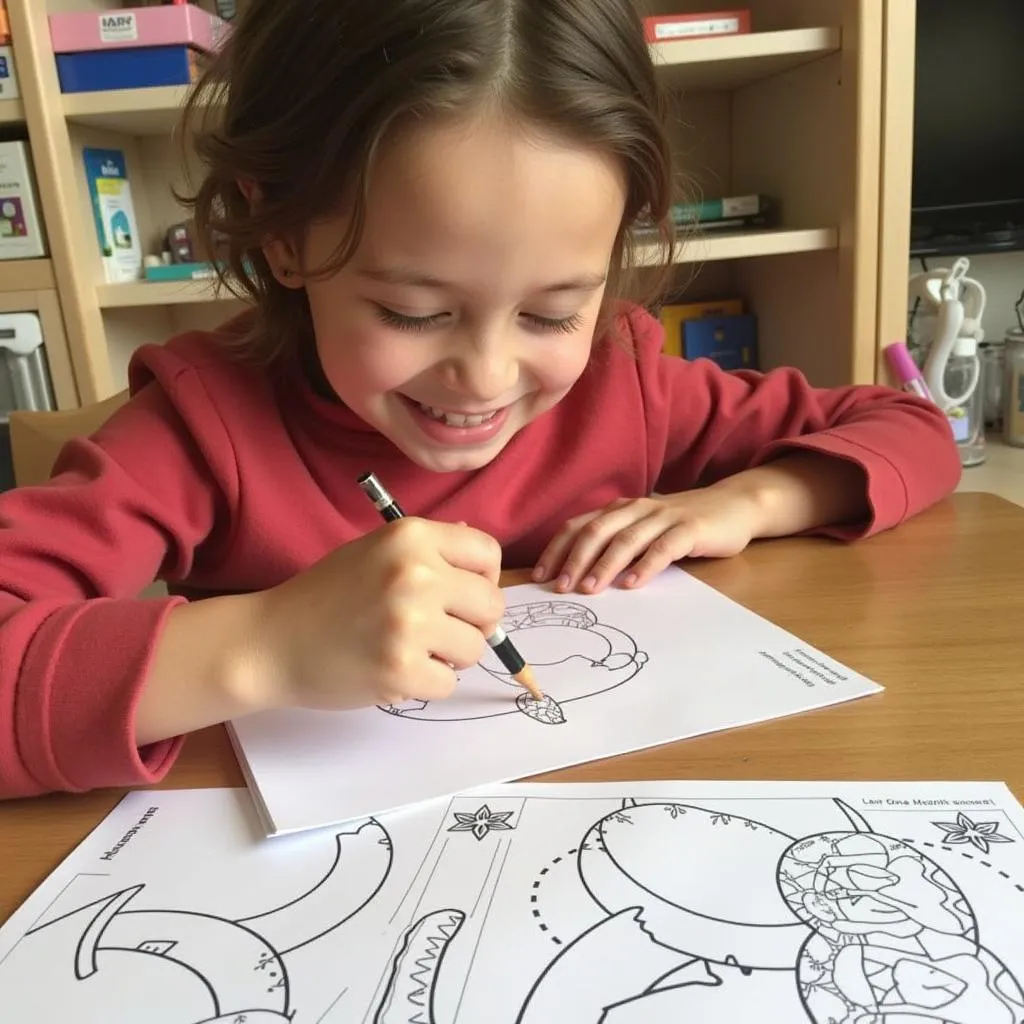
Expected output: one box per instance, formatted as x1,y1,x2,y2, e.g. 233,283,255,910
56,44,202,93
682,313,759,372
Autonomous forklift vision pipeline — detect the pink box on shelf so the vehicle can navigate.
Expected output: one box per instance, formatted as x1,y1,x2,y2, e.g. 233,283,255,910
48,6,228,55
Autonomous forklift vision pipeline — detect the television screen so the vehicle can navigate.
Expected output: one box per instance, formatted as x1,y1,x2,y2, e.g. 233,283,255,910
911,0,1024,253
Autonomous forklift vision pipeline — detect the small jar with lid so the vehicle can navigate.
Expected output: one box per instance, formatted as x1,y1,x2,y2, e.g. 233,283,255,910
1004,328,1024,447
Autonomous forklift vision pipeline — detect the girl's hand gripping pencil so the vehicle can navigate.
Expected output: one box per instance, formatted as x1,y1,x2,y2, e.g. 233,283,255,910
357,472,544,702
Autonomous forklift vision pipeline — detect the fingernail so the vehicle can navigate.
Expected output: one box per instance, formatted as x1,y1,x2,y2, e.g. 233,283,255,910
532,565,546,582
624,573,638,588
582,575,597,592
556,574,571,591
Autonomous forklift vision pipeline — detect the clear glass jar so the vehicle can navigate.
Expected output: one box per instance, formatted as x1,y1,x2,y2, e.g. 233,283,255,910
979,339,1005,427
1004,328,1024,447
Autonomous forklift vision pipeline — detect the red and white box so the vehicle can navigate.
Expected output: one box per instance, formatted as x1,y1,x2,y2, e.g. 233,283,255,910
48,5,228,55
643,10,751,44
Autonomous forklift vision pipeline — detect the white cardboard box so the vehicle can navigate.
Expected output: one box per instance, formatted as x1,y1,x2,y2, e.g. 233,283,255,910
0,142,47,260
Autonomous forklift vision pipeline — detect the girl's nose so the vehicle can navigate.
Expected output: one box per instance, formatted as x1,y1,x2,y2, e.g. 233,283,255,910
444,339,519,403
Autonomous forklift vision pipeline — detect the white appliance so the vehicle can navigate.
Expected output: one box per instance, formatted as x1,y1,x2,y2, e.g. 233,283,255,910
0,312,55,422
0,311,56,491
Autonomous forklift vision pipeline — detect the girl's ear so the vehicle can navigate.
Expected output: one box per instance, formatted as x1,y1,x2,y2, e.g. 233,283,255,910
263,237,305,290
237,178,304,290
237,177,258,206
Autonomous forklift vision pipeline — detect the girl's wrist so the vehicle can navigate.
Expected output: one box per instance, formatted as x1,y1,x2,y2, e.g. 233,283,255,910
222,589,297,717
708,451,868,539
135,591,289,747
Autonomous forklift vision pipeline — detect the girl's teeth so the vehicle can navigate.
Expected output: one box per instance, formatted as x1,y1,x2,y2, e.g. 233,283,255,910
419,404,498,427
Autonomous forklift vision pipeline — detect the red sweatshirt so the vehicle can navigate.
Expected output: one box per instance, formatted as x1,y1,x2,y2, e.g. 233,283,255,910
0,305,960,798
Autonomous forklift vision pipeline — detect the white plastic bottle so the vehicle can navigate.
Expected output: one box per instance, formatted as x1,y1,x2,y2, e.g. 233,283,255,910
944,335,986,466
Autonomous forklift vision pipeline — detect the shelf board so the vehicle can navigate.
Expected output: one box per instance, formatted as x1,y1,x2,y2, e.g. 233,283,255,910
0,258,55,292
97,229,837,308
96,277,237,308
0,98,25,125
636,227,838,266
60,28,840,137
651,26,840,91
63,86,198,135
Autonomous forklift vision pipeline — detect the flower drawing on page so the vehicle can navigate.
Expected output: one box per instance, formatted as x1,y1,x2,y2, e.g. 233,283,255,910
447,804,516,841
932,812,1015,854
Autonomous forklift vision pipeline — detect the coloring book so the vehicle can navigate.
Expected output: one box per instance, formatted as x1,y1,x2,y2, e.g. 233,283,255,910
228,568,885,834
2,780,1024,1022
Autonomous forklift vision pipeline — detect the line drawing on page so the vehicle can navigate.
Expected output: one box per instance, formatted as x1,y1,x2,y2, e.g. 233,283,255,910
361,794,1024,1024
0,818,394,1023
378,600,648,725
5,785,1024,1024
512,798,1024,1023
372,909,466,1024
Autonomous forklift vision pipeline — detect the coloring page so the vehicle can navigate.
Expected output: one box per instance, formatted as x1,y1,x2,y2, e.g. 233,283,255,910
228,569,884,833
3,780,1023,1023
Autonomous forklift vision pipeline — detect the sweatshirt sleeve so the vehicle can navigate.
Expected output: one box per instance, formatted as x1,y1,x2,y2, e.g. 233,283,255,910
0,382,227,798
628,307,962,538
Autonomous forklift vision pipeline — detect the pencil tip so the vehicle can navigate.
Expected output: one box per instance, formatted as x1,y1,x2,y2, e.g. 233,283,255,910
514,666,544,701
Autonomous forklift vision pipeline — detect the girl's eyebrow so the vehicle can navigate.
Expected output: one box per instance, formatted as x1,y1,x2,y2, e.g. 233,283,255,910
358,267,607,293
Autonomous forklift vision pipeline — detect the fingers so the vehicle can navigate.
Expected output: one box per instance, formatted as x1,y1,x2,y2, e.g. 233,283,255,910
532,506,625,586
383,517,502,582
442,567,506,637
539,501,669,594
380,653,459,706
377,612,490,706
575,513,691,593
618,524,696,588
430,519,504,582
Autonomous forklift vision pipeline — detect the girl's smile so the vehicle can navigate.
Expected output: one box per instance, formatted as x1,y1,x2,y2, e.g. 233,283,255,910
399,395,514,448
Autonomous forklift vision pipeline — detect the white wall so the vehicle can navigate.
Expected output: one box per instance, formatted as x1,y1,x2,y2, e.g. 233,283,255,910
908,251,1024,344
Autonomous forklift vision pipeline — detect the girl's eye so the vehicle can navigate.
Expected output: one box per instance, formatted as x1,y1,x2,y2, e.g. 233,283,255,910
374,306,445,331
524,312,585,334
373,305,584,335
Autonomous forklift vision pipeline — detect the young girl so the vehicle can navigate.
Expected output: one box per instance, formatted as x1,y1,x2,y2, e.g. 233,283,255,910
0,0,959,800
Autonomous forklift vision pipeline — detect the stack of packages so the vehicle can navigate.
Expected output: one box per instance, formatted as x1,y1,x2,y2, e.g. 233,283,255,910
48,3,229,94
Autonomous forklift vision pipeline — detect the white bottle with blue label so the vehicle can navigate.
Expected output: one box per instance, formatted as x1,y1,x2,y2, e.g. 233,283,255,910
943,335,985,466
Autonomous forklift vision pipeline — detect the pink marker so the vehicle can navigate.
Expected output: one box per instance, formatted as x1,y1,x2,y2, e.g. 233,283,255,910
884,341,933,401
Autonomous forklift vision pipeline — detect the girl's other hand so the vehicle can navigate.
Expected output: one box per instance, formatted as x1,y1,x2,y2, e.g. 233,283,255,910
532,489,761,595
532,452,869,595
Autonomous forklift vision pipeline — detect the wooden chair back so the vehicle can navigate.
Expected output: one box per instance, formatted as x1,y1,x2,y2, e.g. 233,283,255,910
8,391,129,488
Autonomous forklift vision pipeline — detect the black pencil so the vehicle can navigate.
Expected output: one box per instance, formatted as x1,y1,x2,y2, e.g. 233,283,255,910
356,471,544,701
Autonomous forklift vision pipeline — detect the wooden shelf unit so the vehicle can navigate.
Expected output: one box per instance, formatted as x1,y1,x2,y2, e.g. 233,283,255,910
635,227,839,268
99,227,842,309
97,276,225,308
5,0,917,405
0,98,26,125
0,259,55,292
651,25,840,90
63,85,194,135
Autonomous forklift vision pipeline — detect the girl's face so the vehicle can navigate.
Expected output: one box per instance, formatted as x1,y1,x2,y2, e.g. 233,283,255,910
292,111,627,473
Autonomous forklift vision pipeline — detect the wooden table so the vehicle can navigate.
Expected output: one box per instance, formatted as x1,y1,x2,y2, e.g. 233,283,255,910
2,491,1022,924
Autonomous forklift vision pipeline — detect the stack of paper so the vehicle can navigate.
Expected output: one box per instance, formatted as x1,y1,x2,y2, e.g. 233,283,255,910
227,567,885,834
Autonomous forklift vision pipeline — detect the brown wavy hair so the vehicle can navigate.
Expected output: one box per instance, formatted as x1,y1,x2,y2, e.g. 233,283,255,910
179,0,677,364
